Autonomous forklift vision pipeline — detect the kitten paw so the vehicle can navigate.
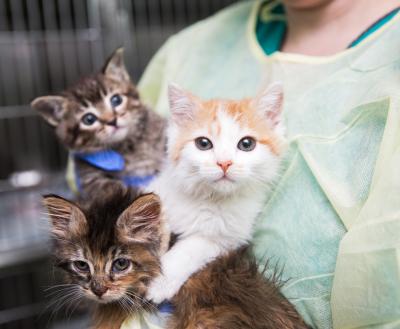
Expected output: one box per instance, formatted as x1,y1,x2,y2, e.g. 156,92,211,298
146,275,182,304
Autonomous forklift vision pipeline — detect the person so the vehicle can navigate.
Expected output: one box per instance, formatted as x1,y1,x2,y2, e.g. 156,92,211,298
123,1,400,328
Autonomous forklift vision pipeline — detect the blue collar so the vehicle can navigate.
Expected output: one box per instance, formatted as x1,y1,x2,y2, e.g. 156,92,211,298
74,150,125,172
73,150,155,189
157,301,174,314
122,175,155,187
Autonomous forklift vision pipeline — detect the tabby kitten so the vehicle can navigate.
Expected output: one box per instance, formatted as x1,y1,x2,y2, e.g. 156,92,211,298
170,246,308,329
43,189,169,329
32,48,166,196
44,189,307,329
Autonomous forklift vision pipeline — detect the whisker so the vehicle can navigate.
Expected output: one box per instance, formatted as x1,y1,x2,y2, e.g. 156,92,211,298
122,295,141,316
125,291,157,312
65,292,84,320
44,283,77,292
44,285,82,323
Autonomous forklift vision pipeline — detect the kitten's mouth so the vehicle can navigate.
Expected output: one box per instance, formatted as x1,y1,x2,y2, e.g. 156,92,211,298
108,125,128,136
110,125,120,132
88,292,120,304
113,125,128,131
215,174,235,183
95,297,110,304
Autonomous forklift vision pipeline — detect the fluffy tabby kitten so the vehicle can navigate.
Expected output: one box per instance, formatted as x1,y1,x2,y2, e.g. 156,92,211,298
43,189,169,329
32,48,166,196
170,246,308,329
147,83,286,303
44,189,307,329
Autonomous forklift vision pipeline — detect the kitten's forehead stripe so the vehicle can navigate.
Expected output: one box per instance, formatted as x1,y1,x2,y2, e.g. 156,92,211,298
80,190,143,256
54,69,146,152
63,76,108,105
53,191,160,273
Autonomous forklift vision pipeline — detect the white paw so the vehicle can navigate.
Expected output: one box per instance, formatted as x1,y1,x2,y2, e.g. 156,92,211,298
146,274,183,304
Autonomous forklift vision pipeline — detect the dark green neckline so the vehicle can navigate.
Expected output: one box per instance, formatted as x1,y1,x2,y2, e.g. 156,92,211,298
256,1,400,55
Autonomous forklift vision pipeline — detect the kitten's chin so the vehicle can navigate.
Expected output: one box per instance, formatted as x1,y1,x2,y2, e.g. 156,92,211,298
211,180,241,196
207,175,269,197
190,177,241,198
103,126,130,144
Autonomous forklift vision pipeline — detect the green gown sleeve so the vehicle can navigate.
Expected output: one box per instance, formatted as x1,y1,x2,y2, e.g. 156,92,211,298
331,96,400,329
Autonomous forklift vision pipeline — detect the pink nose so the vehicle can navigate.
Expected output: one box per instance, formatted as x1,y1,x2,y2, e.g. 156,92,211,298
217,160,233,173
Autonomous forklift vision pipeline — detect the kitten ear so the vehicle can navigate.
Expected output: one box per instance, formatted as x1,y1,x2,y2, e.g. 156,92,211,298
31,96,67,127
253,82,284,128
102,47,130,82
168,83,198,125
116,193,162,245
43,195,87,238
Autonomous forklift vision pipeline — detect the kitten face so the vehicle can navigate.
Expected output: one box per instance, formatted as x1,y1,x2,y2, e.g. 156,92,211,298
31,48,146,152
167,84,285,196
43,192,163,306
58,242,154,304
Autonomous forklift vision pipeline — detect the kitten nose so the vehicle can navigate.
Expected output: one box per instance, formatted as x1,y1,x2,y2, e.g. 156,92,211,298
91,282,108,297
217,160,233,173
107,118,117,126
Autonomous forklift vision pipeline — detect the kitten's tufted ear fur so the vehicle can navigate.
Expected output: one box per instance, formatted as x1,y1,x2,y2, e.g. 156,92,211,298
43,195,87,238
31,96,67,127
253,82,284,128
116,193,162,245
168,83,199,125
102,47,130,82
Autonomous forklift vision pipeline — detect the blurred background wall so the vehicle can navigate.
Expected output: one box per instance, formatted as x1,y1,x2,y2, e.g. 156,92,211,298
0,1,239,328
0,0,240,183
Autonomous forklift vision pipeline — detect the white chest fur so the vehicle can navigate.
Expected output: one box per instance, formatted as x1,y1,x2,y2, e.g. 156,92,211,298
150,169,266,250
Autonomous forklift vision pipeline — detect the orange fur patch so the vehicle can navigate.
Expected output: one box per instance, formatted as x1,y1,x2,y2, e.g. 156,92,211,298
171,97,282,162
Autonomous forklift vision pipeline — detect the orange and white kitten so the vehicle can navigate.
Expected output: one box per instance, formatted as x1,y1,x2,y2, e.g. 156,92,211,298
147,83,286,303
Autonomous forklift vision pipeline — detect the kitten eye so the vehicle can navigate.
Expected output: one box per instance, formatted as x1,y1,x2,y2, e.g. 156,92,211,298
237,137,256,152
112,258,131,272
73,260,90,273
81,113,98,126
110,94,123,107
195,137,213,151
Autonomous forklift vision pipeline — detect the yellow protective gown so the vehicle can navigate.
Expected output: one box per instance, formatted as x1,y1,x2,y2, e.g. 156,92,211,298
123,1,400,328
